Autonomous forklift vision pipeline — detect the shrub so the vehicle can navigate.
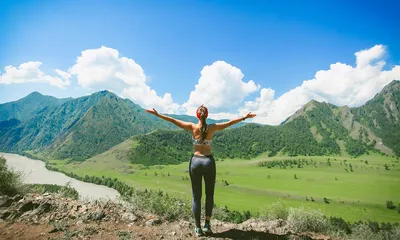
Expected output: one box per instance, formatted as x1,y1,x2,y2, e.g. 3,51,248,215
59,182,79,200
124,189,192,221
328,216,351,235
259,200,289,221
287,207,327,233
350,223,400,240
0,156,25,196
213,205,251,224
26,183,79,200
386,201,396,210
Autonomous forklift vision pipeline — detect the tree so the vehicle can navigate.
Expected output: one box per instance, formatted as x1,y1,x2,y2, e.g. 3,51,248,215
386,201,396,209
384,164,390,170
294,174,298,179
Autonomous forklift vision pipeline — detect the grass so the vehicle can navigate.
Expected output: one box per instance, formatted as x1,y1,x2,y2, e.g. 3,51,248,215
45,142,400,223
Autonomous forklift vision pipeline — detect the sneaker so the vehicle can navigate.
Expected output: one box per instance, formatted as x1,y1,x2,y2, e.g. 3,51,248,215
194,227,205,237
203,223,213,235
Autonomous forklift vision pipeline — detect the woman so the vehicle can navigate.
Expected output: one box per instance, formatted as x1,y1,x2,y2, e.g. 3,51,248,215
146,105,256,237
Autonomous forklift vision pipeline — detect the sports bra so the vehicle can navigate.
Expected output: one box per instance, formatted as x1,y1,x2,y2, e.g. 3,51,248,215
192,137,212,146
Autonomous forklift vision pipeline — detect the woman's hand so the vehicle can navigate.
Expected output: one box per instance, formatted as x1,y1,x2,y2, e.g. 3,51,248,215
146,108,159,116
244,112,256,120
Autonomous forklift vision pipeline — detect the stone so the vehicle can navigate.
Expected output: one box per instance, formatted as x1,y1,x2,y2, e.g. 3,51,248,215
146,219,161,227
178,220,192,229
121,212,137,223
89,210,105,221
0,196,13,208
12,195,23,202
18,201,39,213
0,209,12,219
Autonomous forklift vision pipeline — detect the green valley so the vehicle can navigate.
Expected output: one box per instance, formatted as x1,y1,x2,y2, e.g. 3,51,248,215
1,80,400,224
48,141,400,223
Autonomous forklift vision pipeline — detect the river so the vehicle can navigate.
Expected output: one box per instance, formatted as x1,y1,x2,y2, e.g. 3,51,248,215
1,153,120,201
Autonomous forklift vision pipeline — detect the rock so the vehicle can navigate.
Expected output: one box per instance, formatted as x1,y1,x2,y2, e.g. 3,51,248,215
0,196,13,208
12,195,23,202
79,205,87,213
121,212,137,223
43,193,51,196
0,209,12,219
18,201,39,213
76,220,84,226
169,231,176,236
146,219,161,227
89,210,105,221
35,196,44,201
178,220,192,229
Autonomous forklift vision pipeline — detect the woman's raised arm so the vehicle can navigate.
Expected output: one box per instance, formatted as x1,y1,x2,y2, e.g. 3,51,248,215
212,112,256,131
146,108,193,131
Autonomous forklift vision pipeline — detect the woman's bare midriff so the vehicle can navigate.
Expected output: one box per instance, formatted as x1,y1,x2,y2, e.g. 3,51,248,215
193,145,212,156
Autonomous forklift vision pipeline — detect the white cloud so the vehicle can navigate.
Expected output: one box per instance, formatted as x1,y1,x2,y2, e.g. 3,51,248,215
182,61,260,115
0,61,70,88
68,46,179,113
243,44,400,125
2,45,398,125
55,69,71,80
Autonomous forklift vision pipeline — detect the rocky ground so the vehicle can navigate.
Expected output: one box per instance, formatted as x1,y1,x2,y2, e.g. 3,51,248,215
0,193,335,240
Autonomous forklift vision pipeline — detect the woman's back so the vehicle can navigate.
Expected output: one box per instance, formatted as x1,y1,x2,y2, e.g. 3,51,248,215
191,123,215,156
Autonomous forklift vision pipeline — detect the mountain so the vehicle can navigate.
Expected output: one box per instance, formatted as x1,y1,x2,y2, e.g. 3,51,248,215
0,91,178,160
124,81,400,165
1,81,399,163
351,80,400,155
0,92,71,122
0,91,247,161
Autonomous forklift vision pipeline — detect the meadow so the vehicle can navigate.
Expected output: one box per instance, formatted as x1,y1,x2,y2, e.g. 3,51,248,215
48,142,400,223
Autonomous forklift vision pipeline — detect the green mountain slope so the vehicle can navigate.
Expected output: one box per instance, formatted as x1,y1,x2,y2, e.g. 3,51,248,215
0,92,71,122
351,80,400,155
126,81,400,165
0,91,247,160
0,91,176,160
129,116,344,166
1,81,399,163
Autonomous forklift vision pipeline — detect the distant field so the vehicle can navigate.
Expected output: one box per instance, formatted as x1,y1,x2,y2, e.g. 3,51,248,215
48,140,400,223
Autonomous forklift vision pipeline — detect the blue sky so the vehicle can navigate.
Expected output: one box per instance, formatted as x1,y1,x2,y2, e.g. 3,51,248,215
0,0,399,124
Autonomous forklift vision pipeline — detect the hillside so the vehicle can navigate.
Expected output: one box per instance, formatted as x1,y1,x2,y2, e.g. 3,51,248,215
123,81,400,165
351,80,400,155
0,81,398,162
0,91,177,160
0,91,247,161
0,92,70,122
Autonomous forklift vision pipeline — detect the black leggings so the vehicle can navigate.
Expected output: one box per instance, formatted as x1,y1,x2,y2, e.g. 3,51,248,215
189,154,216,227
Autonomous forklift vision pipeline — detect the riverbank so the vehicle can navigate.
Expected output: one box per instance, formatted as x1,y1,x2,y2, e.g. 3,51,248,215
1,153,120,201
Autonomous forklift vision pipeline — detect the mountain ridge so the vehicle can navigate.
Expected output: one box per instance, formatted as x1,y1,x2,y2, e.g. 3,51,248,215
0,80,399,161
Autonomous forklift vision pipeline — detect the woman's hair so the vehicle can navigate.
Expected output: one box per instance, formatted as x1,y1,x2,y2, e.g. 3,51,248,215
196,105,208,141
